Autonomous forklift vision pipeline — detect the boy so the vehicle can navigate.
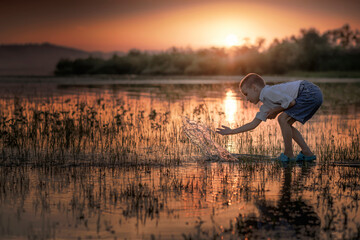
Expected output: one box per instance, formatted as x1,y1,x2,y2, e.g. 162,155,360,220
216,73,323,162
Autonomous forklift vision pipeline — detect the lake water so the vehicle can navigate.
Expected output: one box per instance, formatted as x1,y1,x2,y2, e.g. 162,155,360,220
0,77,359,239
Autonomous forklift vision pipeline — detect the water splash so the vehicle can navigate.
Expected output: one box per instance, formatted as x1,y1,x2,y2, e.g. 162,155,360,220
182,117,237,161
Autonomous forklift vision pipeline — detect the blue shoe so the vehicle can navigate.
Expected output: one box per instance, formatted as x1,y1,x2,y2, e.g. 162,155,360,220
296,151,316,161
278,153,295,162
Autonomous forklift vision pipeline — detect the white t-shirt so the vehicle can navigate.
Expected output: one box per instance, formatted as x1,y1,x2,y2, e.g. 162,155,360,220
256,80,303,121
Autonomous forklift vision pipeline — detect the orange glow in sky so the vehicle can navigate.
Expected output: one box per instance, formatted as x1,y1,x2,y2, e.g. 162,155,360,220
1,1,359,51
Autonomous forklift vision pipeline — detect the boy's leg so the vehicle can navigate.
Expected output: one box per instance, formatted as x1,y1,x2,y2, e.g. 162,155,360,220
278,113,294,158
288,118,314,156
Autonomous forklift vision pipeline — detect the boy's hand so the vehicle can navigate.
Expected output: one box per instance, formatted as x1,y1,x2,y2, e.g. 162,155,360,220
216,125,233,135
266,108,282,119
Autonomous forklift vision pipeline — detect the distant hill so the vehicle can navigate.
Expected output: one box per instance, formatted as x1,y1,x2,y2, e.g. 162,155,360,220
0,43,94,76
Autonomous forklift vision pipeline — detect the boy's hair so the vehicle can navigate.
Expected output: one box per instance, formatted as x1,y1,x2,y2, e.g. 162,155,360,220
239,73,265,90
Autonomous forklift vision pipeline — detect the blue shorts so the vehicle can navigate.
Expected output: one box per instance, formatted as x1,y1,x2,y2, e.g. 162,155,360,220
285,80,323,124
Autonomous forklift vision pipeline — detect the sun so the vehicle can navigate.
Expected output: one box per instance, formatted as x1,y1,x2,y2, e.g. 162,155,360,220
225,34,239,47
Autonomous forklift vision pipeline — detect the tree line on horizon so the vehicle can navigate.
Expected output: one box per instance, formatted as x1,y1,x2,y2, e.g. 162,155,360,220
55,24,360,76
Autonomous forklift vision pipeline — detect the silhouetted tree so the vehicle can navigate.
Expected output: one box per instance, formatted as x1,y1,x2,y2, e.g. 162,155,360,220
325,24,360,48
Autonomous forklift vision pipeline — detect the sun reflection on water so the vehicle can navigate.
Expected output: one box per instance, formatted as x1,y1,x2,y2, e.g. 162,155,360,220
224,90,238,125
224,90,238,153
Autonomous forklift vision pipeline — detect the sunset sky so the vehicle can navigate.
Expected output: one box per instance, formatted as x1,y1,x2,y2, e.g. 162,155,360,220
1,0,359,52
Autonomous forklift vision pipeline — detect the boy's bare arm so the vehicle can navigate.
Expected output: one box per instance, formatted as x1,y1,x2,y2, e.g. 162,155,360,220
216,118,262,135
267,100,296,119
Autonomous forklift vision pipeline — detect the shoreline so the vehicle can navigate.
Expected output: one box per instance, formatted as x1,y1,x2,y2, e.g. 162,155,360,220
1,75,360,85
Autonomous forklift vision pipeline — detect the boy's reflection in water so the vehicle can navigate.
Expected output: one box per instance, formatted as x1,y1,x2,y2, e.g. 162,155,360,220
237,163,321,238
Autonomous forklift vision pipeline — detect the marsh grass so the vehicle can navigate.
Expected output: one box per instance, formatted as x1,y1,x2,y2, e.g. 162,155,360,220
0,93,187,166
0,82,359,166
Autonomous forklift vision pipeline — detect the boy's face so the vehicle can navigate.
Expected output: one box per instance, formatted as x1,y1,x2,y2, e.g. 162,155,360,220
241,85,260,104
